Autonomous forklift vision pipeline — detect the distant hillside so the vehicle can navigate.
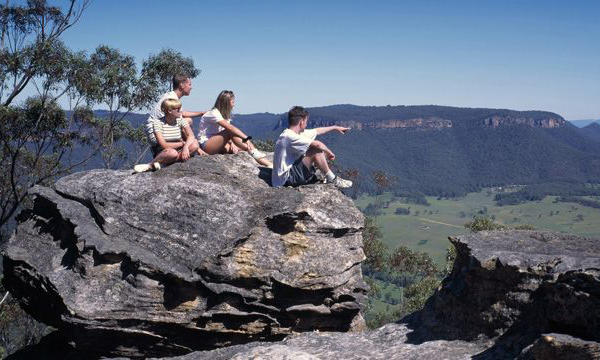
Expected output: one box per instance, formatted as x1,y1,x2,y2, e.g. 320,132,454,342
578,122,600,143
71,105,600,197
569,119,600,128
234,105,600,196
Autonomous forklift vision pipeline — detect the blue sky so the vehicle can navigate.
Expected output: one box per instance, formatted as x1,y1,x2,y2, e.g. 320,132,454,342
56,0,600,119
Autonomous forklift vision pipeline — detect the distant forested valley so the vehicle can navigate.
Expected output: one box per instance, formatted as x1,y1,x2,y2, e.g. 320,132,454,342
76,104,600,201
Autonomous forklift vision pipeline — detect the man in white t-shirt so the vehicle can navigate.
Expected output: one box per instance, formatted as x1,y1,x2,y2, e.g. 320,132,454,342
272,106,353,188
146,74,207,155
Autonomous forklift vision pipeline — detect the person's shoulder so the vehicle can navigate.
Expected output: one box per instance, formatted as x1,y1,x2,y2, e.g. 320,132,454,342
164,90,178,99
203,108,224,121
279,128,296,138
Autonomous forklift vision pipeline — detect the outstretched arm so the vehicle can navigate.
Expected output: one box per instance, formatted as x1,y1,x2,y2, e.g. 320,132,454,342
217,119,250,140
182,110,205,118
315,125,350,135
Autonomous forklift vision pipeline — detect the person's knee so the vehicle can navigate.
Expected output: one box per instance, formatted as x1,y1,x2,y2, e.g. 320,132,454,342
189,139,199,152
164,148,179,159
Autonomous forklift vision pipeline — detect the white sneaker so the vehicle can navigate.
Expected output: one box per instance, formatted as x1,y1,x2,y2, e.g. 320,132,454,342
327,175,353,188
134,162,160,173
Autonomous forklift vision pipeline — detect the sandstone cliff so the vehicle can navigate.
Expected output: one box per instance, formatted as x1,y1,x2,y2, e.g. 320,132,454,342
3,155,599,359
3,154,367,358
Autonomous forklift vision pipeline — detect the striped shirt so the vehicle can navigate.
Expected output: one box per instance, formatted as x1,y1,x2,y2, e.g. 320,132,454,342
147,116,187,145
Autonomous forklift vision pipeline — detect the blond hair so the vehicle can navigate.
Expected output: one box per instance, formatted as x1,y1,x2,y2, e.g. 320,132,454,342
161,98,182,113
213,90,234,120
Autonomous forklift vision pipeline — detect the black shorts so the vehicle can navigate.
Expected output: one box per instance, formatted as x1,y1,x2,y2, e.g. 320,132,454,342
151,141,181,158
151,144,163,158
285,156,318,187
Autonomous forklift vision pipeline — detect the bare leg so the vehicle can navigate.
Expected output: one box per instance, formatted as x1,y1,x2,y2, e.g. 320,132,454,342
186,139,199,154
303,147,330,174
202,130,233,155
153,148,180,166
231,137,273,167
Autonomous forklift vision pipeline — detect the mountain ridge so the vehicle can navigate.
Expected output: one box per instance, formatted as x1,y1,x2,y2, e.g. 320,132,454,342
79,105,600,196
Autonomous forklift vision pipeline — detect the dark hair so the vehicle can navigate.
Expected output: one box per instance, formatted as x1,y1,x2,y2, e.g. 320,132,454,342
288,106,309,126
172,74,189,90
213,90,235,120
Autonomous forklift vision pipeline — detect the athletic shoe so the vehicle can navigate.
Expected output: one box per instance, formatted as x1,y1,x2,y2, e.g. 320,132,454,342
133,162,160,173
327,175,353,188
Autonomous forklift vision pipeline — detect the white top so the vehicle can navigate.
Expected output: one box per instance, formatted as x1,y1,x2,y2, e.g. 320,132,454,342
197,108,230,144
146,91,179,140
271,128,318,187
147,116,188,145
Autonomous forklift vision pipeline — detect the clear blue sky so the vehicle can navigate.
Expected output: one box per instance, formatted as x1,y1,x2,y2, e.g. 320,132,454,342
57,0,600,119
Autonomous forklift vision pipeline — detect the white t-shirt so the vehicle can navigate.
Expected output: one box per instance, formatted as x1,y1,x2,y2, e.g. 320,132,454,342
197,108,230,144
146,91,179,138
272,128,318,187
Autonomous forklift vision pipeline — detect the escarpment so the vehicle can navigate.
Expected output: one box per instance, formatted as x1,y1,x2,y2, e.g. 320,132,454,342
2,153,367,358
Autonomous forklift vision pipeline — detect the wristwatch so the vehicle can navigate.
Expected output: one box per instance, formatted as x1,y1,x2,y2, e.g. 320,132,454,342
243,136,252,143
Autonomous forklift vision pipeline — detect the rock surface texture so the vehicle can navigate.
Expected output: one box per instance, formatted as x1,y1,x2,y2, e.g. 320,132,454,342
2,154,367,358
176,230,600,360
4,153,600,359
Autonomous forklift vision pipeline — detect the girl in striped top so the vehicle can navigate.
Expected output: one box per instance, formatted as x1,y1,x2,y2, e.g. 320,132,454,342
134,98,200,173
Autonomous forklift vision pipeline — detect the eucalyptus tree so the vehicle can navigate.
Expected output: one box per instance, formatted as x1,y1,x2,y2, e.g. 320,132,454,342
0,0,201,238
0,0,90,238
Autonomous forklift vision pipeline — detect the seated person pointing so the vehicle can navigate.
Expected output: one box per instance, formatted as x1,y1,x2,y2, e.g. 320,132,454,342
134,98,199,173
271,106,352,188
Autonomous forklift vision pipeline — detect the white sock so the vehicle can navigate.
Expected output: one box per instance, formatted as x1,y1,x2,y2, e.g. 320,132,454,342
325,171,335,182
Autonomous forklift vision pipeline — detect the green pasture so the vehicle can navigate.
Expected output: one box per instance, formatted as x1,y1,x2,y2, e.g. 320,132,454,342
355,189,600,268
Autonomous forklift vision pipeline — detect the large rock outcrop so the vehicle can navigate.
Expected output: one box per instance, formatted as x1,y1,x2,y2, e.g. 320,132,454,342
179,230,600,360
2,154,367,358
4,152,600,359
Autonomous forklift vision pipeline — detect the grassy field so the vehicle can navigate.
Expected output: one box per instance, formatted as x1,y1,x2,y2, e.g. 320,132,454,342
354,189,600,268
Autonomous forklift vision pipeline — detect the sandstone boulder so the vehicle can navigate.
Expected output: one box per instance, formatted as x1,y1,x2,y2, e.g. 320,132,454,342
2,153,367,358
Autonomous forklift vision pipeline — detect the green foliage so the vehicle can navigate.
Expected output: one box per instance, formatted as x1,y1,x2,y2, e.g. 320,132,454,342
389,246,438,279
252,138,275,152
464,215,507,232
0,0,200,239
557,196,600,209
402,276,440,314
464,215,535,232
395,207,410,215
0,97,89,233
362,217,387,272
362,214,452,329
494,183,600,206
443,245,457,277
364,310,397,329
139,48,200,101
